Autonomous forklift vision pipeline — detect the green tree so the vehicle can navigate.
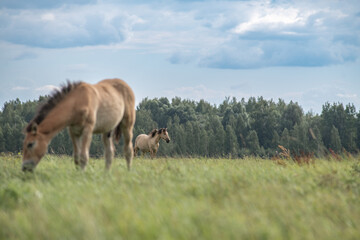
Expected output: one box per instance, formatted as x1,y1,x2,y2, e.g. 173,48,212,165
289,122,309,155
343,104,357,152
170,115,186,156
248,97,280,149
329,125,342,153
134,109,157,138
281,101,303,131
321,102,349,151
357,111,360,150
2,123,15,152
246,130,260,155
0,127,5,152
271,130,280,149
222,108,236,129
184,121,195,155
225,125,238,157
198,127,209,156
308,125,325,156
196,99,216,115
280,128,290,149
0,94,358,158
207,115,225,156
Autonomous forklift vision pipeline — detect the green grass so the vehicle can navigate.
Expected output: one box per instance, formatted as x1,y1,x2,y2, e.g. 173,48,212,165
1,154,360,240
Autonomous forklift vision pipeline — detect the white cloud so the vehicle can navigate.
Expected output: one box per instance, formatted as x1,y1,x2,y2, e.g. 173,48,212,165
0,4,141,48
12,86,29,90
41,13,55,21
35,85,60,92
336,93,357,99
233,7,310,34
0,0,359,68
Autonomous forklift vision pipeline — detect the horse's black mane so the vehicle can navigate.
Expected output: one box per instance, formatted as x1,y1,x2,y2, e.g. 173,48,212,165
26,81,82,132
149,128,166,138
149,129,158,138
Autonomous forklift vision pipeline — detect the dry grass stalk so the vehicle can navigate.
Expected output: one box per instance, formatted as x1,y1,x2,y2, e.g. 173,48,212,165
294,152,315,166
329,148,341,161
278,145,291,159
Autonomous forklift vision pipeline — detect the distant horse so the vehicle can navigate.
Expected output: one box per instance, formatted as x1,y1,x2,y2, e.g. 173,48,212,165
134,128,170,158
22,78,136,172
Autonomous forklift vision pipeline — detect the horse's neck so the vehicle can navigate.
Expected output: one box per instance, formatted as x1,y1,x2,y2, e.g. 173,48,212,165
38,101,73,139
152,134,161,144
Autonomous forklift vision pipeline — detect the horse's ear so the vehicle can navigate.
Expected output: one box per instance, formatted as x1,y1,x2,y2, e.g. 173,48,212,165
29,122,38,135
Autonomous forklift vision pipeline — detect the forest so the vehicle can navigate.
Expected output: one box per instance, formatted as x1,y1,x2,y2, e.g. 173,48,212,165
0,95,359,158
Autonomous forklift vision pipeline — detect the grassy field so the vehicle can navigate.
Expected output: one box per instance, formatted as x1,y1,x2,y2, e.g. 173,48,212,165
0,154,360,240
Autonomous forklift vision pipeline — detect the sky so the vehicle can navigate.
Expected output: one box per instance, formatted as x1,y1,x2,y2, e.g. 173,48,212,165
0,0,359,114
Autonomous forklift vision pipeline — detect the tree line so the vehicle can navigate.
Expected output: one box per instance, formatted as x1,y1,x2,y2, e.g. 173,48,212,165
0,96,359,158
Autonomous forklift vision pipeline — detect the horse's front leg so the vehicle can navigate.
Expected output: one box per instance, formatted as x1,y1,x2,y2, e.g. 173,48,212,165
153,148,158,158
150,149,155,159
79,125,93,170
102,132,114,170
69,128,81,167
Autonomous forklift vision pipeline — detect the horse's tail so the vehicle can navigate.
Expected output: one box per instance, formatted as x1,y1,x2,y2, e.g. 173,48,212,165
114,123,121,143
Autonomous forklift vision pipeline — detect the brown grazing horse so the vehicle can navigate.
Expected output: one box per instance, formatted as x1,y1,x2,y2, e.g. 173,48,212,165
22,78,135,172
134,128,170,158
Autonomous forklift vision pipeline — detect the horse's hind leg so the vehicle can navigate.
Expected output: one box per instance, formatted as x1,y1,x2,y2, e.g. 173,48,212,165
134,146,139,157
120,122,134,170
102,132,114,170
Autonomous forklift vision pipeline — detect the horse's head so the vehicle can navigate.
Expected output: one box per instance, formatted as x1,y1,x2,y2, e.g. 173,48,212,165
158,128,170,143
22,122,48,172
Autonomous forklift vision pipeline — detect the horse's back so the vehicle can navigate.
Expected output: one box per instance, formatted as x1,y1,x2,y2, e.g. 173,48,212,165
135,134,149,150
97,78,135,119
97,78,134,100
89,78,135,133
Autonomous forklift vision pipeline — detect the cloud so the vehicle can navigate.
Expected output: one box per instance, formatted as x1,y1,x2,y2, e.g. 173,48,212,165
12,51,38,60
41,13,55,21
232,7,310,35
183,1,360,68
35,85,60,92
198,36,358,69
336,93,358,99
12,86,29,91
0,0,359,68
197,2,360,69
0,0,96,9
298,84,360,112
0,5,142,48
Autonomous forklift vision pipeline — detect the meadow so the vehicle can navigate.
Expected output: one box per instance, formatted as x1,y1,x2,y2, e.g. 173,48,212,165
0,154,359,240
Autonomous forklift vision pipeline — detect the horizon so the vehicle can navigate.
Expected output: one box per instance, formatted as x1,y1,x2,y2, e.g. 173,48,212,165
1,90,357,116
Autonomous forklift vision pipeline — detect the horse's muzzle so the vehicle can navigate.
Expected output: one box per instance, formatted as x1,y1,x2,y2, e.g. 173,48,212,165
166,139,170,143
22,160,36,172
